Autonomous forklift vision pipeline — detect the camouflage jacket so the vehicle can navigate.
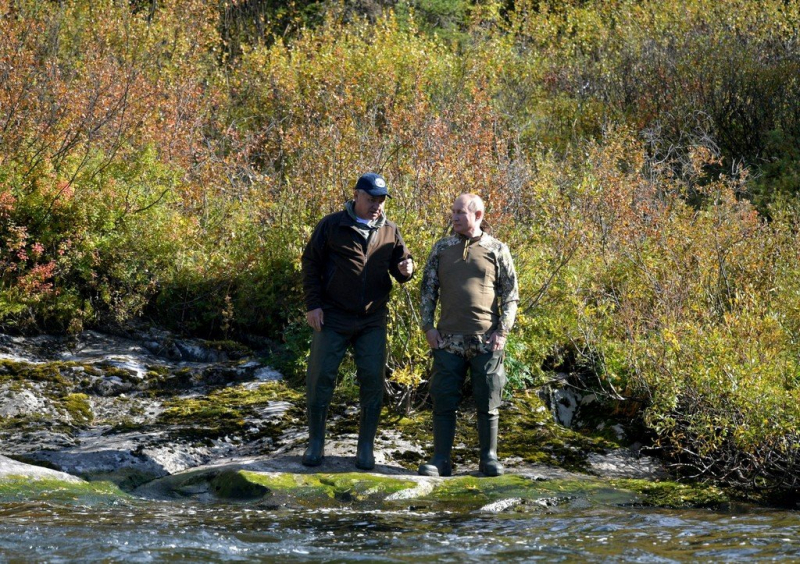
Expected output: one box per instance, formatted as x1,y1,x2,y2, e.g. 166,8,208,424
420,232,519,335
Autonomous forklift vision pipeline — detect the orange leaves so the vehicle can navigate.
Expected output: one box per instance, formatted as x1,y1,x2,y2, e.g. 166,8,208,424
1,0,225,197
0,210,55,304
0,190,15,215
17,261,56,297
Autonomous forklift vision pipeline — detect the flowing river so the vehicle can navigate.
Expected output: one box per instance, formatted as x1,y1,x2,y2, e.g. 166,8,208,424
1,496,798,562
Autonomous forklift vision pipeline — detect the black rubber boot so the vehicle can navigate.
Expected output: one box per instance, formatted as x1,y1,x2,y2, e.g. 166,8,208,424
302,406,328,467
418,413,456,477
478,412,504,477
355,406,381,470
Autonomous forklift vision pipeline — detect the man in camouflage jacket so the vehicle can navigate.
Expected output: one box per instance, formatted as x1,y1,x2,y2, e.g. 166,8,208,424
418,193,519,477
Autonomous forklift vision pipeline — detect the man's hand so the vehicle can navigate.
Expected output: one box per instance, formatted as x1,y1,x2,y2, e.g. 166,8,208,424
425,328,443,349
398,258,414,277
306,308,324,332
487,331,506,352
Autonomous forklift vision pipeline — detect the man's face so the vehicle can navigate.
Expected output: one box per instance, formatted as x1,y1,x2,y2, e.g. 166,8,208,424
451,195,480,236
353,190,386,221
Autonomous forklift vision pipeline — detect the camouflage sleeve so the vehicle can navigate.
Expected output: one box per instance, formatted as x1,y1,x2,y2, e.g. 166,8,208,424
419,243,441,332
496,243,519,335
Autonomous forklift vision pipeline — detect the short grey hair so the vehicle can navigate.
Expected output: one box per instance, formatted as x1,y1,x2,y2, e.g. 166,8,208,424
461,193,485,214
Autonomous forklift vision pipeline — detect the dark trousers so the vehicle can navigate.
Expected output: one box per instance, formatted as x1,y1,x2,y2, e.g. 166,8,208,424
306,312,387,412
429,348,506,416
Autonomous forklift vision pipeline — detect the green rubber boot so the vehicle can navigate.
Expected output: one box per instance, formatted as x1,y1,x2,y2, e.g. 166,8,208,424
302,406,328,467
478,412,504,477
418,413,456,477
355,406,381,470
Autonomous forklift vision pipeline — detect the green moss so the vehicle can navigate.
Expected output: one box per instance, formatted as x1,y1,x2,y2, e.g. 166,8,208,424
237,472,646,512
242,470,417,505
499,392,619,471
203,340,253,359
0,476,128,503
145,364,171,377
0,417,77,437
394,392,620,473
95,362,139,381
424,474,635,509
384,409,437,470
109,419,144,433
158,381,304,441
0,359,71,388
80,364,104,376
390,448,427,469
210,469,270,500
138,469,729,512
0,414,26,431
612,478,729,508
161,381,280,420
143,364,174,388
237,472,640,512
317,472,416,500
63,392,93,424
427,475,496,502
82,466,165,491
147,366,195,395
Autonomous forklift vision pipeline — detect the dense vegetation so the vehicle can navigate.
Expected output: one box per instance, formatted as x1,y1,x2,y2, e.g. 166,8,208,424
2,0,799,499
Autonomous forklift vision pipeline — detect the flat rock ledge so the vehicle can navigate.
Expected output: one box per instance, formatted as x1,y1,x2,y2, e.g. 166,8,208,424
0,327,694,510
0,453,724,512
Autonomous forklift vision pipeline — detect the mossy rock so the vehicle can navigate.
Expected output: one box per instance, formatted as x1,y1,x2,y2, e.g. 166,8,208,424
243,471,417,507
158,381,304,441
0,360,71,388
203,340,253,359
63,392,93,424
210,469,271,500
0,476,127,503
499,392,620,471
611,478,729,509
390,392,623,473
84,467,165,492
416,474,642,511
142,468,644,512
236,472,725,512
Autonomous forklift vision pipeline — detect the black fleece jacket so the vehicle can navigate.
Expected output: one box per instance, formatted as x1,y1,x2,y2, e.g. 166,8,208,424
301,208,413,317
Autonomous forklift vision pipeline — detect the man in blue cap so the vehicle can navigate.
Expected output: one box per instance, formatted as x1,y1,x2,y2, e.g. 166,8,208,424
301,172,414,469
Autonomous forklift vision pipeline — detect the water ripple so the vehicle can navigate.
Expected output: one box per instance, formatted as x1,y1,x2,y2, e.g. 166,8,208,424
0,500,798,562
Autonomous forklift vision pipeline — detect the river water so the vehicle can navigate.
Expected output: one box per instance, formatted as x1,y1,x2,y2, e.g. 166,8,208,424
1,496,798,563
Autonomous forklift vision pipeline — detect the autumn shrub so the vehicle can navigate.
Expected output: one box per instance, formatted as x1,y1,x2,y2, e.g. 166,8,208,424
505,0,800,209
0,0,222,331
564,131,800,494
1,146,188,331
218,12,524,376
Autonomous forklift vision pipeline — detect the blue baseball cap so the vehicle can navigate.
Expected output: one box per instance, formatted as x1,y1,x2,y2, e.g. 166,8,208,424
355,172,391,197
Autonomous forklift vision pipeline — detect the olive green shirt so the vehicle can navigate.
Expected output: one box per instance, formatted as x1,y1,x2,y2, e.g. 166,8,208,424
420,232,519,336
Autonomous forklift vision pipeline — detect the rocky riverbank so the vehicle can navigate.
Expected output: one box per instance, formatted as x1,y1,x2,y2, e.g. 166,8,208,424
0,326,723,510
